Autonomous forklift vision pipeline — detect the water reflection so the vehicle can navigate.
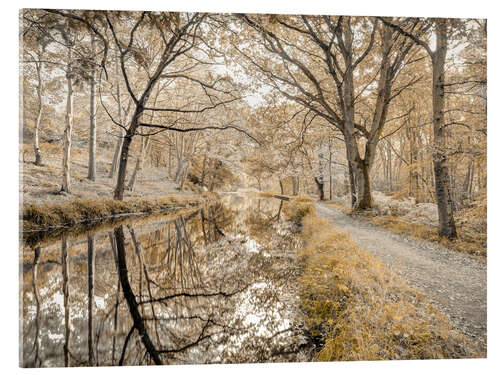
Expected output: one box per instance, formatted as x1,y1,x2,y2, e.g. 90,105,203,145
21,194,313,367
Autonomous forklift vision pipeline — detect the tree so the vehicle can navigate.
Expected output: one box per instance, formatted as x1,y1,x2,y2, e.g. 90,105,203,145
25,49,45,166
87,35,98,181
61,38,75,193
21,10,61,166
106,12,248,200
86,235,96,365
233,15,421,209
109,47,132,179
380,18,458,239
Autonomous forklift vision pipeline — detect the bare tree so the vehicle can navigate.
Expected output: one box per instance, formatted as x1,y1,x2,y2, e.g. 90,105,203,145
235,15,421,209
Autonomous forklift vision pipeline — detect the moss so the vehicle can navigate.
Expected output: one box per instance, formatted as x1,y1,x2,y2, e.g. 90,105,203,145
286,200,482,361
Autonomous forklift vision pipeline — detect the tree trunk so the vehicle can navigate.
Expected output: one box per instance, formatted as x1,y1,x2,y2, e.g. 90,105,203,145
408,128,418,199
347,159,356,207
352,25,392,208
61,50,73,194
468,161,475,199
432,20,457,239
88,36,97,181
33,105,43,166
128,86,158,190
61,236,70,367
355,159,373,209
341,36,373,211
87,235,95,365
314,177,325,201
344,137,372,210
344,169,349,196
32,247,41,367
113,225,163,365
174,158,184,183
127,155,141,191
177,159,191,191
316,150,326,201
109,137,123,178
200,144,209,186
128,137,150,191
34,103,43,166
110,49,123,179
386,139,392,191
108,232,121,366
114,95,149,200
328,140,333,200
168,143,172,178
114,133,133,200
292,176,299,196
34,61,43,166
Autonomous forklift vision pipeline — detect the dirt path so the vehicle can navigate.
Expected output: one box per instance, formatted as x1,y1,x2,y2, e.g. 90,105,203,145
316,203,487,353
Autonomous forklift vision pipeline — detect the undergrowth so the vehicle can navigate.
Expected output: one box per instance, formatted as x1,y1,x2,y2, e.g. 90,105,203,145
285,197,482,360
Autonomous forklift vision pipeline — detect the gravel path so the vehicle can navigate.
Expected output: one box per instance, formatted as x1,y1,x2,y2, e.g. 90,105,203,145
316,203,487,353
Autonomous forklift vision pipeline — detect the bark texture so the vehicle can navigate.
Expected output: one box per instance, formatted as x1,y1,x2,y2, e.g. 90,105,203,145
88,37,97,181
33,59,43,166
61,48,73,193
432,20,457,239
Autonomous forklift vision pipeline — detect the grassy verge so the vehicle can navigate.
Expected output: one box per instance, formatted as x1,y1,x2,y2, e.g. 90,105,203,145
369,215,486,258
21,192,218,236
285,197,481,360
326,202,486,257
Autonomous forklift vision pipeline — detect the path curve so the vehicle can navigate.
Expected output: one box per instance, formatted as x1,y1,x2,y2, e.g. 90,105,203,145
316,203,487,353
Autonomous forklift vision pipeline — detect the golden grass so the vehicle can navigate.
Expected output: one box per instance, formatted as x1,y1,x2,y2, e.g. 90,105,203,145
21,192,218,234
325,200,486,257
326,202,352,215
285,199,481,360
21,202,213,250
370,216,486,257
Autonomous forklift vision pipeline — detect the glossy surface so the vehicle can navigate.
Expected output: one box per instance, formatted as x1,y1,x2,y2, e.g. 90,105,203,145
20,194,313,367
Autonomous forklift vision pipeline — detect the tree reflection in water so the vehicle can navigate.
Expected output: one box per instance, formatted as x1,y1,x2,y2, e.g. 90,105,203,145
21,195,314,367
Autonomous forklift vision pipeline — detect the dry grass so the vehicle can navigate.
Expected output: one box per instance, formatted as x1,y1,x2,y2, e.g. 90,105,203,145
285,199,481,361
326,202,352,215
21,192,218,234
21,203,211,250
326,200,486,257
370,216,486,257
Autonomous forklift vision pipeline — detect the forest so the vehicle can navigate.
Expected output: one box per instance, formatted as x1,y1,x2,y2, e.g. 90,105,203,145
19,9,487,367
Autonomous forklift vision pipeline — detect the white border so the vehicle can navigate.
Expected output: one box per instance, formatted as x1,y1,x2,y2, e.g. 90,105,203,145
3,1,498,374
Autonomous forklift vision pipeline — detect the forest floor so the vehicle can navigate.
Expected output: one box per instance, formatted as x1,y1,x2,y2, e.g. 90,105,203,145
20,141,195,206
19,141,212,236
316,202,487,354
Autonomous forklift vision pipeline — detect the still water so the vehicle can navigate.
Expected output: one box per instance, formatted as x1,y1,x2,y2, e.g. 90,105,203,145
20,193,314,367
